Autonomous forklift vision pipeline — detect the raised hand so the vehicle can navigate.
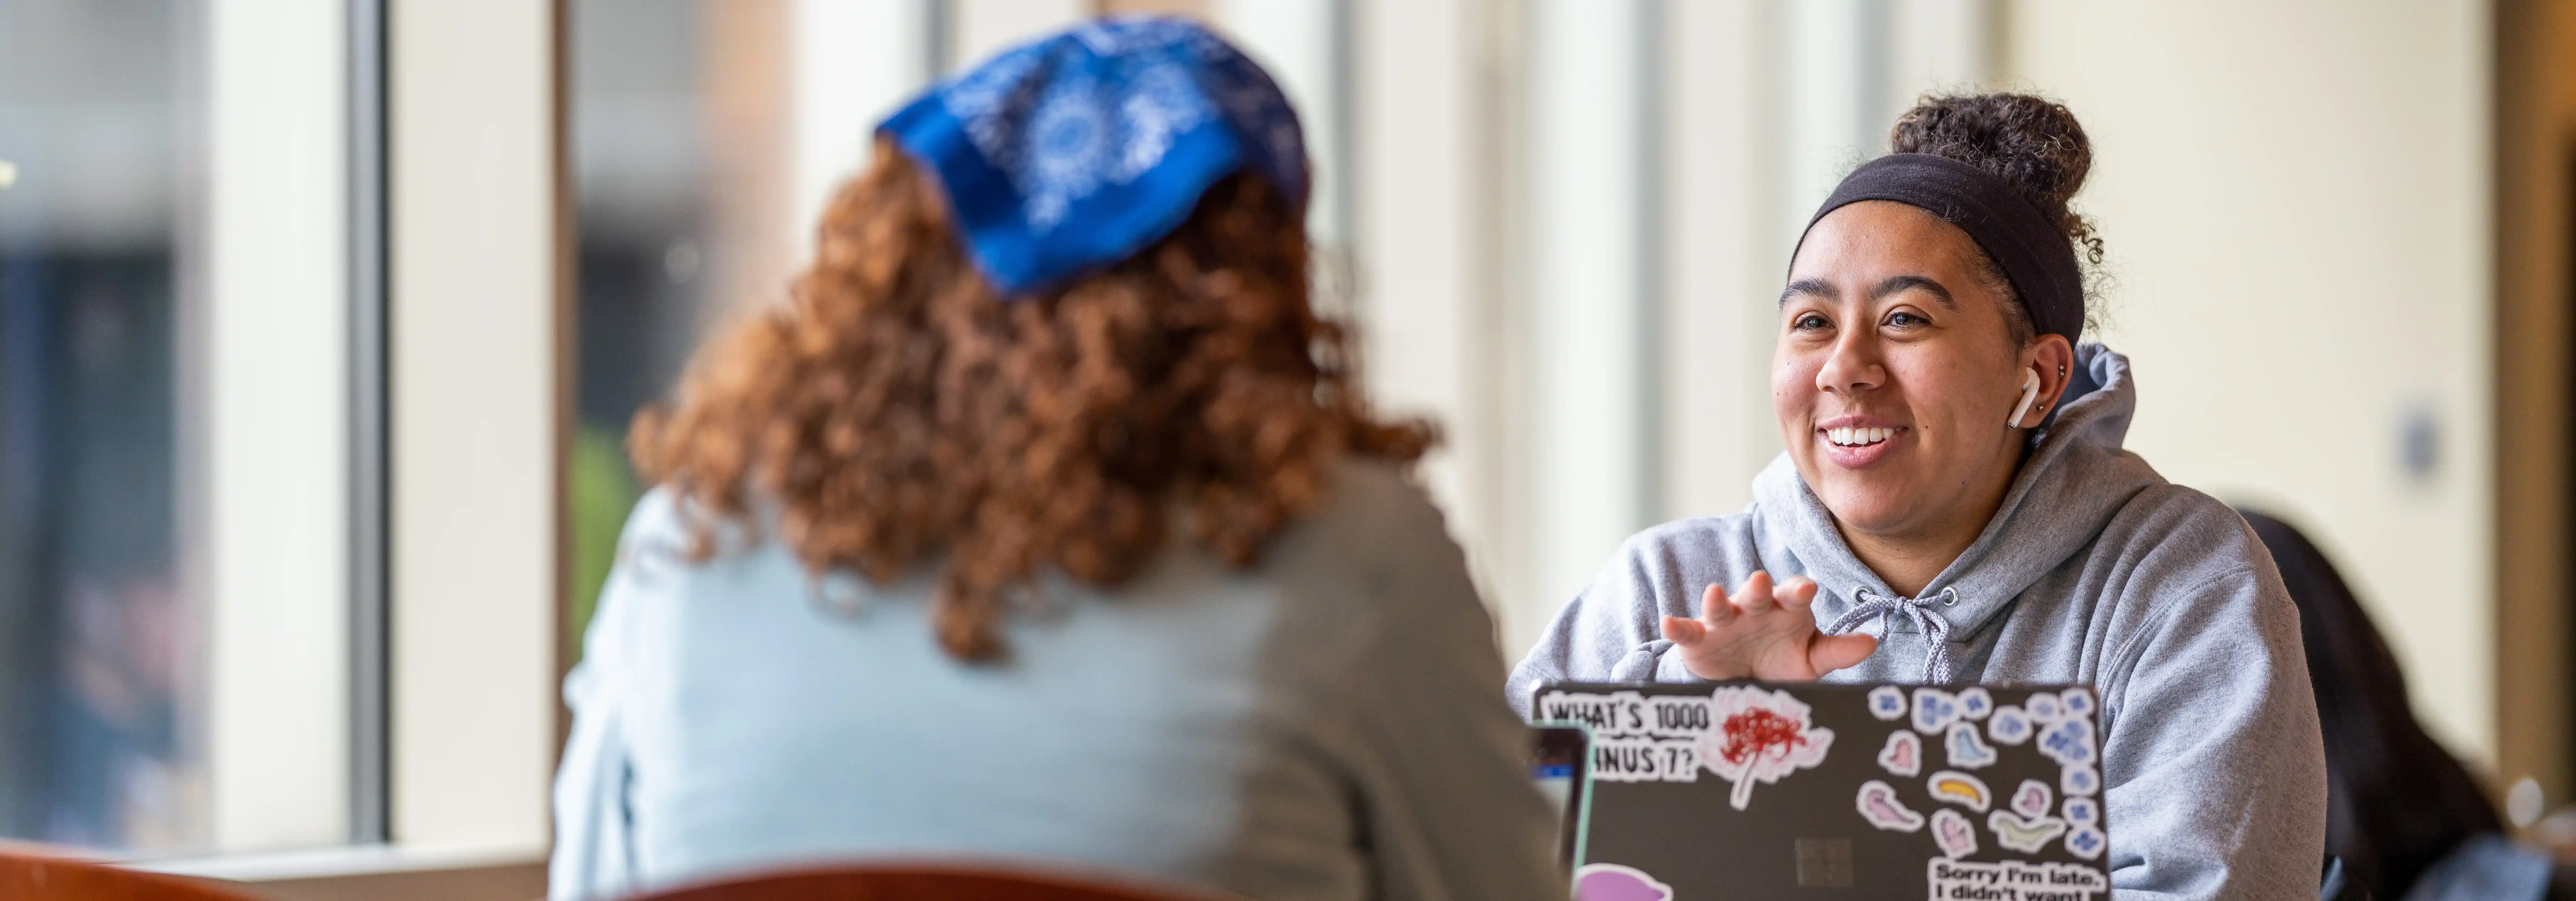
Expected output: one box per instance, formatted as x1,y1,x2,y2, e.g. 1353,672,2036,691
1659,571,1878,681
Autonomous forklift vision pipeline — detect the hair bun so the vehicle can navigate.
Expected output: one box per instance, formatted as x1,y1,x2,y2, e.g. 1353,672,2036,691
1889,92,2102,265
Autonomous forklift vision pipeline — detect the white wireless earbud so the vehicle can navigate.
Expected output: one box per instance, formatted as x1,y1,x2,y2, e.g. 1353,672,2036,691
2007,368,2042,427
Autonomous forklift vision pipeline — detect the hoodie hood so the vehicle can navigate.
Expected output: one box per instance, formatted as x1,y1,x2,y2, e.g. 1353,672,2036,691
1752,343,2164,643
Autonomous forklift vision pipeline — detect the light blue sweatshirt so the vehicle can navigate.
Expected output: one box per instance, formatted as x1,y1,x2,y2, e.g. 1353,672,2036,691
1507,345,2328,900
549,462,1565,901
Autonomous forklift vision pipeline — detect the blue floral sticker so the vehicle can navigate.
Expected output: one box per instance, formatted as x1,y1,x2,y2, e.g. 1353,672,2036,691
1958,687,1994,720
1913,689,1962,735
1987,706,2033,746
1868,685,1908,721
2063,795,2100,824
2061,764,2100,798
2065,825,2107,860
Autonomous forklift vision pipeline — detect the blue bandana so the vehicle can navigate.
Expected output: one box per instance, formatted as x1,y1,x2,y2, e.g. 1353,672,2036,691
878,17,1309,295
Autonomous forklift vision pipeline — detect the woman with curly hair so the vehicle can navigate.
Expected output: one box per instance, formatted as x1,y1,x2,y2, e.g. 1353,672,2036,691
1511,93,2328,898
549,18,1562,901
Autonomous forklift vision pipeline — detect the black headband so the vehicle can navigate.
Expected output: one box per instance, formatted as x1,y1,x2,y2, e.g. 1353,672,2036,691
1795,153,2084,348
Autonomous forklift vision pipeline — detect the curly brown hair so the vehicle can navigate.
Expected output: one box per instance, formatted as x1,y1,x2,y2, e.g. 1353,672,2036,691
630,140,1433,661
1889,91,2107,340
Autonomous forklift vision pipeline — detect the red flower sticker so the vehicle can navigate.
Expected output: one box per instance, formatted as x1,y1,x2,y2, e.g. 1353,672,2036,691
1695,685,1836,810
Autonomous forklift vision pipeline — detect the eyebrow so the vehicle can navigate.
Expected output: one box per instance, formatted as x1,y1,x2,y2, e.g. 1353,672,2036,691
1778,274,1957,310
1778,278,1834,306
1873,275,1957,310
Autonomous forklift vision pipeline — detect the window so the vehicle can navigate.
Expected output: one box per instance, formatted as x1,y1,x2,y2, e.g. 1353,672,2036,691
0,0,358,855
0,0,195,847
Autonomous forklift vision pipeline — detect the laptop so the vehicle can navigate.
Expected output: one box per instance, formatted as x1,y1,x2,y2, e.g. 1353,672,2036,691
1532,680,2110,901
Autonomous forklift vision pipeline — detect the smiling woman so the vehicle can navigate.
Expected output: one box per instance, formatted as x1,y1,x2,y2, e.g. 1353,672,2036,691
1778,199,2072,583
1509,93,2329,900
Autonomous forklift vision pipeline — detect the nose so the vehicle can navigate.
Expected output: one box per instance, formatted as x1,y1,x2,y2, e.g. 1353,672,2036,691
1815,329,1885,397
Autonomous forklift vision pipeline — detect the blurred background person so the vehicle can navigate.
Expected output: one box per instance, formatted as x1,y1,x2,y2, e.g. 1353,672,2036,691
2241,508,2575,901
548,17,1564,901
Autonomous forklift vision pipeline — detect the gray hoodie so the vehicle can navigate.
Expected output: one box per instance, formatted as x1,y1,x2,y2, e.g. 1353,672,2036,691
1508,345,2327,900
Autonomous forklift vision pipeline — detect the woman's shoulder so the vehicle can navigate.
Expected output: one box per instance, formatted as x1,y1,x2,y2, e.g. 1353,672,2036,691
1315,457,1434,518
1287,458,1459,560
590,487,818,634
1274,459,1495,645
2092,482,2273,583
2077,483,2301,674
620,485,767,555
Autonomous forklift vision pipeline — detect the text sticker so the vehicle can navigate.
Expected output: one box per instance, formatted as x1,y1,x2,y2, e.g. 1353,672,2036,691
1537,690,1705,784
1928,859,2104,900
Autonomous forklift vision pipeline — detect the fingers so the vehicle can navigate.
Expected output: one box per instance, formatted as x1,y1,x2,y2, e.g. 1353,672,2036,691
1699,582,1735,625
1776,576,1819,610
1661,615,1705,645
1808,632,1879,675
1735,571,1776,612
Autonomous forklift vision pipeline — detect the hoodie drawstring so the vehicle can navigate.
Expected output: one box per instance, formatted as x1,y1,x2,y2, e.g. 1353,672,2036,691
1825,586,1958,683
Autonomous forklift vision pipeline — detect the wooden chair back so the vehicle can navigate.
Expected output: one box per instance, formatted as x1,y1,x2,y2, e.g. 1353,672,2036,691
628,864,1245,901
0,847,263,901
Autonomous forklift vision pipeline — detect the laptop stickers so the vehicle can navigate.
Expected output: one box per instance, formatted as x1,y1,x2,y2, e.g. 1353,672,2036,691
1539,681,2112,901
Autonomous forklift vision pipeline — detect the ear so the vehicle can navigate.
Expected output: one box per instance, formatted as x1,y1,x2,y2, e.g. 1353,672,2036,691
2013,336,2078,429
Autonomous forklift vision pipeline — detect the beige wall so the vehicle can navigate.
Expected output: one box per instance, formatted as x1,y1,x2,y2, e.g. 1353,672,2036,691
2007,2,2497,761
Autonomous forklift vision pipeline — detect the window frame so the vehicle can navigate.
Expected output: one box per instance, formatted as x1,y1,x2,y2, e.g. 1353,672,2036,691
148,0,560,887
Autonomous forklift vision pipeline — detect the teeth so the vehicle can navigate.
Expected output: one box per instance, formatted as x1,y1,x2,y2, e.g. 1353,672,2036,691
1827,426,1896,447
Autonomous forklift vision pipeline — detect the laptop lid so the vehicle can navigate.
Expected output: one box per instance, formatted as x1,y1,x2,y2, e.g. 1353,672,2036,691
1540,680,2110,901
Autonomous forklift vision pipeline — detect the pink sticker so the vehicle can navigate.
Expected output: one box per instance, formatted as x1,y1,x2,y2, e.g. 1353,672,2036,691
1856,779,1927,832
1695,685,1836,811
1574,864,1674,901
2011,779,2054,818
1932,808,1979,858
1878,730,1922,777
